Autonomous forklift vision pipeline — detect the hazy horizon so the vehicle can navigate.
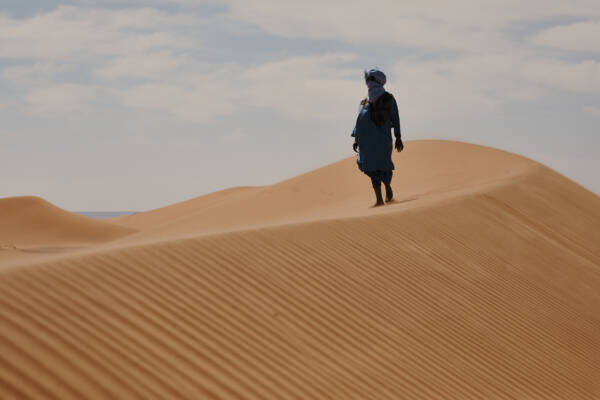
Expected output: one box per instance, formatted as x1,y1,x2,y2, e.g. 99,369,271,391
2,1,599,211
75,211,137,218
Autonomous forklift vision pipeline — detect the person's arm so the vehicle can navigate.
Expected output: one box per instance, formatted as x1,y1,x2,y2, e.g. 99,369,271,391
351,98,367,151
352,123,358,152
390,95,401,139
390,95,403,152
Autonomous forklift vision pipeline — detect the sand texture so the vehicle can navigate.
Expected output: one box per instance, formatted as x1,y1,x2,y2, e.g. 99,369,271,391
1,140,599,399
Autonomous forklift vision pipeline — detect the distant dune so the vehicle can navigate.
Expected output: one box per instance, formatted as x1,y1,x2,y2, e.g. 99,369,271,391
0,196,135,251
1,140,599,399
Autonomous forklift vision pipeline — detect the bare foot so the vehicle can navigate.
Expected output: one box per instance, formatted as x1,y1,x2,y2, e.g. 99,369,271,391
385,184,393,202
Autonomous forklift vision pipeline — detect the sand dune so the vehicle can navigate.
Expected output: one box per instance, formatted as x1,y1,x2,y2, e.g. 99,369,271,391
0,196,135,265
112,141,539,244
0,196,135,249
107,186,262,232
1,140,600,399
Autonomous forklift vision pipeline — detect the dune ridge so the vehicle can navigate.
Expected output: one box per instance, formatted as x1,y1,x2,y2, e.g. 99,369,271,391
0,196,135,249
1,140,600,399
110,140,539,245
0,196,136,265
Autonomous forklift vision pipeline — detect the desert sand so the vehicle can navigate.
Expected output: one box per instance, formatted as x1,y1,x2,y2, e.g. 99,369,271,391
1,140,599,399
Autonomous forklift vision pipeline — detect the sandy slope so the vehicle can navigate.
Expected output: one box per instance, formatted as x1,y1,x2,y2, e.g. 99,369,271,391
1,140,600,399
0,196,135,264
111,141,538,245
0,196,135,248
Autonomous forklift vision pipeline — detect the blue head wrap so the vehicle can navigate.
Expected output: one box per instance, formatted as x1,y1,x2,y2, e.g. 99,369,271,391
364,68,386,102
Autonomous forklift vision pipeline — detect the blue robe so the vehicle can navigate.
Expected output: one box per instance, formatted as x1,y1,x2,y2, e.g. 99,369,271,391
352,94,400,173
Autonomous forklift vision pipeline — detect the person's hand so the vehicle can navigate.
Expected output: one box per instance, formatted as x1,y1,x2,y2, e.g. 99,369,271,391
395,138,404,152
353,142,359,153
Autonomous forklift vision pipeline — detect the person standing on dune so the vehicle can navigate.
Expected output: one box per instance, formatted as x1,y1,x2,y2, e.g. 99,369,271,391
352,68,403,207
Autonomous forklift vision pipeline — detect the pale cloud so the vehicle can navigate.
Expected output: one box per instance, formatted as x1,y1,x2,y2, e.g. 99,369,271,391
0,6,195,60
3,1,600,124
118,54,360,122
221,127,248,144
522,60,600,93
96,51,186,79
225,1,499,51
225,0,600,52
388,53,552,121
531,21,600,52
120,81,236,122
0,5,200,117
242,54,359,119
391,61,497,120
583,105,600,116
94,31,194,57
3,62,69,85
25,83,105,114
73,0,217,5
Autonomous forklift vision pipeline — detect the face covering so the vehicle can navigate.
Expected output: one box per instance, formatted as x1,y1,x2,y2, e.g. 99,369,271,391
364,68,387,102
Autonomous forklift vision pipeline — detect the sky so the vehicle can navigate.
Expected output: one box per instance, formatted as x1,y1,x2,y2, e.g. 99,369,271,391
1,0,599,211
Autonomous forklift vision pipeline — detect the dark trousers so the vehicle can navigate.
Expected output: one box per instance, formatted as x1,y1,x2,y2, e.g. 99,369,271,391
365,170,392,187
